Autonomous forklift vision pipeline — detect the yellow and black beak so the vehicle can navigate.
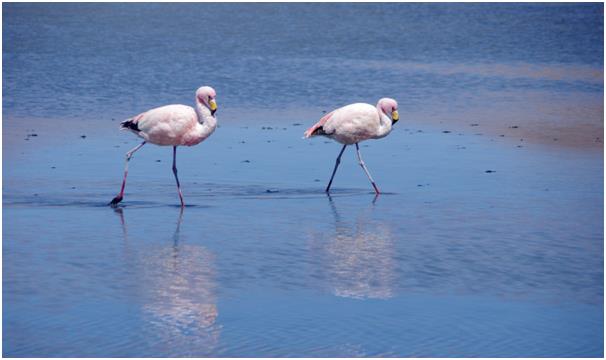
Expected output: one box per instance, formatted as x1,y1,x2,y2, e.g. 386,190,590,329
391,110,399,124
209,99,217,115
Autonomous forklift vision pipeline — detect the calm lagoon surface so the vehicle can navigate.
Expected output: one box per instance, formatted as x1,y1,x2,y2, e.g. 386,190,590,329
3,3,604,357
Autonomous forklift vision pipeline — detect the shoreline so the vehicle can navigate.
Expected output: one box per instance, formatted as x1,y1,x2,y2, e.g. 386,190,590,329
3,104,603,156
417,114,604,152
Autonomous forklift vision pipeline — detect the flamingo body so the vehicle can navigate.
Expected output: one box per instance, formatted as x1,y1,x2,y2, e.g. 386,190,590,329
305,103,390,145
123,104,214,147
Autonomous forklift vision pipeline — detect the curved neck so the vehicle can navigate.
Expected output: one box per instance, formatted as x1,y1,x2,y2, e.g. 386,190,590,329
196,101,217,139
196,102,217,132
376,104,392,137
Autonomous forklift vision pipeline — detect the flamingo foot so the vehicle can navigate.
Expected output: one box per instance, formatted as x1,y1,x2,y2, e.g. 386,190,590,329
109,195,123,207
372,183,381,194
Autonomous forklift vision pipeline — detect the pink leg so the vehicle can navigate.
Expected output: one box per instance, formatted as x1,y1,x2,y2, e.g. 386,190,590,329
172,146,185,207
109,141,146,206
355,143,380,194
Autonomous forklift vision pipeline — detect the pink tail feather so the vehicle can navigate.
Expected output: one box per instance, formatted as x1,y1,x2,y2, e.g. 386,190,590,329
303,111,334,138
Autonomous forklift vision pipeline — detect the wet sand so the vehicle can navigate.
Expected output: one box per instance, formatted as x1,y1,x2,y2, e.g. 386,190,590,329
402,89,604,150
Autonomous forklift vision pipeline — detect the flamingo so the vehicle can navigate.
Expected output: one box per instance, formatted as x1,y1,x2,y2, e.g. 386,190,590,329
109,86,218,207
304,98,399,194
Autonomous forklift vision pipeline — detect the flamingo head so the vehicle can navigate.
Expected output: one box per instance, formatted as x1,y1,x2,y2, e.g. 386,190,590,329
378,98,399,125
196,86,218,115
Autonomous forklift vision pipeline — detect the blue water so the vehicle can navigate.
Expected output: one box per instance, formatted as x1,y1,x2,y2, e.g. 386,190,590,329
3,3,604,357
3,3,603,120
4,121,604,357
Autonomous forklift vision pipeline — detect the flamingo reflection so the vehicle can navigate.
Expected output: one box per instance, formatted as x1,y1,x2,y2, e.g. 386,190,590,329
115,208,220,355
312,196,396,300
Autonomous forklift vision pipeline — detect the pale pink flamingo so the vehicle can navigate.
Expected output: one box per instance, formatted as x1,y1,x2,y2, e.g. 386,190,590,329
304,98,399,194
109,86,218,207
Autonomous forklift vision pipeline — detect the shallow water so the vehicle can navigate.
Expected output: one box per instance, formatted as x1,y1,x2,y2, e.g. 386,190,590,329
3,2,604,358
4,121,604,357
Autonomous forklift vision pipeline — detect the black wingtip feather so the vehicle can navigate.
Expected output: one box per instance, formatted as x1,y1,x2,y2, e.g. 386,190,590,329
120,119,140,132
312,126,326,136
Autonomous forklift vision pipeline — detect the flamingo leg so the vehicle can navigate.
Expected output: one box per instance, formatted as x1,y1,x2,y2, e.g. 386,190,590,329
172,146,185,207
355,143,380,194
326,144,348,193
109,141,146,206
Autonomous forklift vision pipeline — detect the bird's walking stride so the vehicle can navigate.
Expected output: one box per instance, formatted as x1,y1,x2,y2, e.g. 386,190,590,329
304,98,399,194
109,86,218,207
